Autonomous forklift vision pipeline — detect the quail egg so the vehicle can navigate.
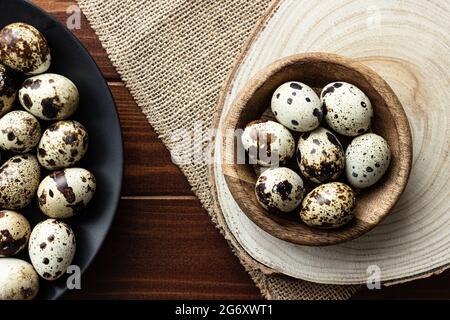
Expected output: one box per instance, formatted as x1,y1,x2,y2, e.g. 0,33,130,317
241,120,295,166
29,219,76,281
0,258,39,300
37,168,96,219
300,182,356,229
255,167,305,212
0,111,41,153
0,22,51,75
271,81,322,132
321,82,373,136
37,120,89,170
18,73,79,120
0,63,17,116
0,154,41,209
0,210,31,257
297,127,345,183
345,133,391,188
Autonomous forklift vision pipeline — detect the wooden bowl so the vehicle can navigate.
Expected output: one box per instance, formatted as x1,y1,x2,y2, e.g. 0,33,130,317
221,53,412,246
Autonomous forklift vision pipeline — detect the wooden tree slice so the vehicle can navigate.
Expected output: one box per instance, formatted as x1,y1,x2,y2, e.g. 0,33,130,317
213,0,449,284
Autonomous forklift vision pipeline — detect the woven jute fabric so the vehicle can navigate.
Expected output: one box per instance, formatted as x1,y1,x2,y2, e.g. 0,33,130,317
77,0,359,299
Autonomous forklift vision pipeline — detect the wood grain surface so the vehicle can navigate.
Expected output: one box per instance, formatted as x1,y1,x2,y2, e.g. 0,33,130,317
31,0,449,299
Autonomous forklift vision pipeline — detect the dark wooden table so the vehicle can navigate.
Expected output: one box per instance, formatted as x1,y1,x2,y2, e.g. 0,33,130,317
33,0,449,300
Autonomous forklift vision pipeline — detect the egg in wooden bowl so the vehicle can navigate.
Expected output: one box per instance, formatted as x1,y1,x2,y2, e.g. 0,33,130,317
221,53,412,246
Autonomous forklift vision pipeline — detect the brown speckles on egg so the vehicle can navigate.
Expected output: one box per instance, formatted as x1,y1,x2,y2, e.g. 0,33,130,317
290,82,302,90
297,127,345,184
272,82,322,132
50,170,76,203
272,180,293,201
321,82,373,136
0,154,40,210
345,133,391,188
19,74,79,120
325,131,341,147
37,168,96,219
0,259,39,300
0,111,41,153
255,168,305,213
38,120,89,170
0,211,31,257
0,64,18,116
40,97,60,119
28,219,76,281
38,190,47,207
0,23,50,75
300,182,355,229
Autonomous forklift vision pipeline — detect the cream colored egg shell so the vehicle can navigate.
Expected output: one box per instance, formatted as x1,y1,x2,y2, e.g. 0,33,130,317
38,168,96,219
297,127,345,183
241,120,295,166
0,154,41,210
38,120,89,170
0,258,39,300
0,111,41,153
300,182,356,229
345,133,391,188
0,210,31,257
271,81,322,132
29,219,76,281
255,167,305,212
19,73,79,120
0,23,51,75
0,64,17,117
322,82,373,136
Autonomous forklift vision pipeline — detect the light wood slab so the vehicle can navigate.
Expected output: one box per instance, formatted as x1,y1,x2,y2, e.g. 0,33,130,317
213,0,450,284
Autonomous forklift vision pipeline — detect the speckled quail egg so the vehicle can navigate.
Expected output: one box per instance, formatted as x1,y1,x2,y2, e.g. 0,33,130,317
0,258,39,300
37,120,89,170
0,154,40,209
0,111,41,153
300,182,356,229
297,127,345,183
0,64,17,116
29,219,76,281
18,73,79,120
271,81,322,132
345,133,391,188
0,210,31,257
255,167,305,212
241,120,295,166
37,168,96,219
0,22,51,75
321,82,373,136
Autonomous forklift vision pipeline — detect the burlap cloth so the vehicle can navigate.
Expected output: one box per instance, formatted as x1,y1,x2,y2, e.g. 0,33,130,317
77,0,359,299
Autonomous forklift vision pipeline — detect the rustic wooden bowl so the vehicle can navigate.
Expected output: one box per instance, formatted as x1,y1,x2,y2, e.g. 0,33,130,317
221,53,412,246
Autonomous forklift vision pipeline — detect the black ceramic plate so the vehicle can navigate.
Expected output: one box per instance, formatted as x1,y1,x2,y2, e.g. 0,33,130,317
0,0,123,299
